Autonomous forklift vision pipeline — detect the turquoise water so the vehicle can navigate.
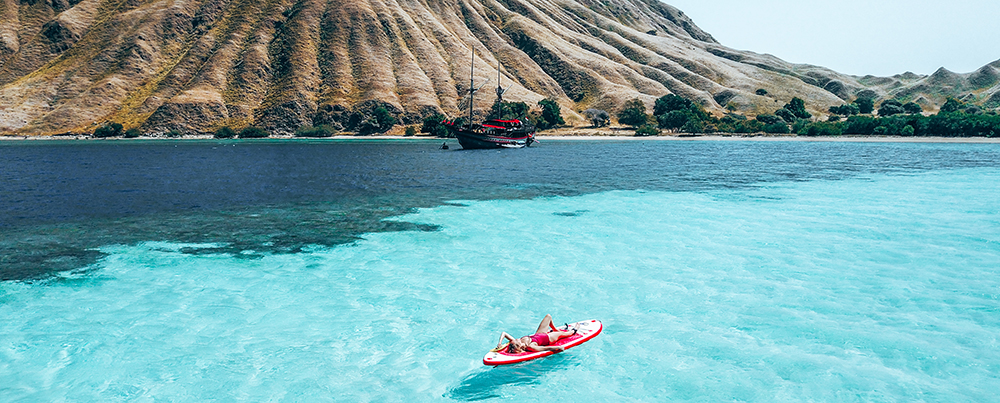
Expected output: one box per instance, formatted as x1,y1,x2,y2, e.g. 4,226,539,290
2,165,998,401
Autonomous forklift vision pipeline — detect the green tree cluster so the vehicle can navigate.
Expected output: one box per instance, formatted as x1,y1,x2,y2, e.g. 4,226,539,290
903,102,923,114
648,93,770,134
533,99,564,130
295,125,338,138
420,114,449,137
776,97,811,122
651,94,718,132
808,98,1000,137
358,107,397,135
214,127,236,138
239,127,269,138
618,98,650,128
602,92,996,138
753,97,818,133
634,125,659,136
878,100,906,117
653,94,692,116
492,100,530,120
940,97,963,113
92,122,123,138
853,98,875,114
829,103,860,116
798,121,843,136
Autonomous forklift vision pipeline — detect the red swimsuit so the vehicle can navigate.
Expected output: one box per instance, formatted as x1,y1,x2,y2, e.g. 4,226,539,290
528,333,550,346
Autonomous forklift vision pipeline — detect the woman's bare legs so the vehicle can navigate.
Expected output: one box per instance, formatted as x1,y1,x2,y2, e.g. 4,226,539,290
534,314,555,335
544,330,575,344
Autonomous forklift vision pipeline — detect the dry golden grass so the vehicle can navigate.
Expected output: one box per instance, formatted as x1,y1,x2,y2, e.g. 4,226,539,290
1,0,997,135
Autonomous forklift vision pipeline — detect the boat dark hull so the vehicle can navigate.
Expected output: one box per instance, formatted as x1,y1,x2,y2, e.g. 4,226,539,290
447,126,535,150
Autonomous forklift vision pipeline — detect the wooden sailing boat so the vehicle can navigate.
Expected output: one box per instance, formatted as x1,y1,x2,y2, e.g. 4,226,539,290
443,51,536,149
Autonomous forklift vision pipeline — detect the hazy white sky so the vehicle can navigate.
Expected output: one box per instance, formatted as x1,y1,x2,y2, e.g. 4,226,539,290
664,0,1000,76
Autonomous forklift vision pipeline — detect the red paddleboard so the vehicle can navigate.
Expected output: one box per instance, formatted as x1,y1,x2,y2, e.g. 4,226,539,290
483,319,602,366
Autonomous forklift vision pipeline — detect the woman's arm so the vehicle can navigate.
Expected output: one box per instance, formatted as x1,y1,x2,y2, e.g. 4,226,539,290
525,344,565,352
497,332,515,348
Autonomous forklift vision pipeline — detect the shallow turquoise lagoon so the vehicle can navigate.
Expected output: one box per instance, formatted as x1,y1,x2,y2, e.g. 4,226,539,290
2,167,998,401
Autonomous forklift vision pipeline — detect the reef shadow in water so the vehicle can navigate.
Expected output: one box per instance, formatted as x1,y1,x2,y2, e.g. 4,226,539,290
0,203,441,282
4,140,999,281
445,355,578,401
552,209,590,217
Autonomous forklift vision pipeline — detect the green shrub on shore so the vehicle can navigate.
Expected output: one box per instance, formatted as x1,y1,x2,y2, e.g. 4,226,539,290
634,125,659,136
680,118,705,134
903,102,923,114
123,128,141,138
652,94,712,133
653,94,693,116
733,119,764,134
783,97,812,119
853,98,875,114
421,114,450,137
774,108,796,123
404,126,417,137
829,103,860,116
93,123,123,138
604,89,997,137
809,109,1000,137
878,100,905,117
843,115,878,134
492,100,529,120
763,122,790,134
295,125,337,138
657,110,690,130
717,114,763,133
798,121,842,136
617,98,649,128
534,98,564,130
239,127,269,138
358,107,397,135
791,119,810,134
214,127,236,139
755,114,782,125
940,97,963,113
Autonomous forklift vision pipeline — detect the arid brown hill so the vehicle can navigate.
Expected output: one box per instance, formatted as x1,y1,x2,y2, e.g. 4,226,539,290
1,0,998,135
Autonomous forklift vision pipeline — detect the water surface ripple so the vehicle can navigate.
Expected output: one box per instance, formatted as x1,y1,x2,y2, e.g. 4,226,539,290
2,139,997,280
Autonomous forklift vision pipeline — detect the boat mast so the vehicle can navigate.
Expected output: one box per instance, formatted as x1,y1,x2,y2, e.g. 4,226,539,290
495,62,503,119
468,49,475,127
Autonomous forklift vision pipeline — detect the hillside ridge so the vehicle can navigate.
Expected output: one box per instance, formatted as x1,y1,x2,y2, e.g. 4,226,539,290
0,0,997,135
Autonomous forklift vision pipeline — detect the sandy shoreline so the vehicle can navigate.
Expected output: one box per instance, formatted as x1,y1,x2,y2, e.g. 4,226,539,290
2,132,998,143
541,134,1000,143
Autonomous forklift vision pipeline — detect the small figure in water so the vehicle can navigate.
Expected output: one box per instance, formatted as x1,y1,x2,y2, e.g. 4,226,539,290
441,142,449,150
497,314,578,353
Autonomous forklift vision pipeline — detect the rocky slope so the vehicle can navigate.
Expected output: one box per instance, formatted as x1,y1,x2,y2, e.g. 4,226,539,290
0,0,997,135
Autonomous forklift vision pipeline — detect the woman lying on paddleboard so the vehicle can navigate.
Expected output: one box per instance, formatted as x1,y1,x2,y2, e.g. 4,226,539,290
497,314,578,353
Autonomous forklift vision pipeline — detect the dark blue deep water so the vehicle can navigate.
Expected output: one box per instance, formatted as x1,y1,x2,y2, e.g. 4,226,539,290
1,138,998,281
2,139,1000,401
